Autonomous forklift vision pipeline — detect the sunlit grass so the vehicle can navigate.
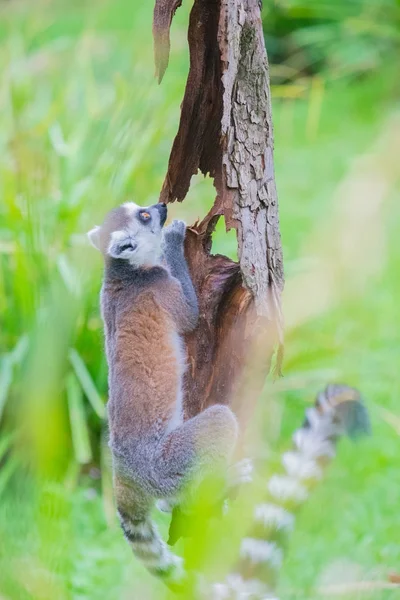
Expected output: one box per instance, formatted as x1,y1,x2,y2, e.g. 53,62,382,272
0,0,400,598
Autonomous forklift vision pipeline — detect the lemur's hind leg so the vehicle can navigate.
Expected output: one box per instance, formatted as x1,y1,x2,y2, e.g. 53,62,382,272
157,457,254,514
154,404,239,505
152,405,239,547
116,405,238,582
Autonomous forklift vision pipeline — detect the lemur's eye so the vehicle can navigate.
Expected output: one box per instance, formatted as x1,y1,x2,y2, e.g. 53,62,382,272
139,211,151,223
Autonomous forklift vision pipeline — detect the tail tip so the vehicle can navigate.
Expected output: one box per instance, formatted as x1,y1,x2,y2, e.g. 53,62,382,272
322,384,372,438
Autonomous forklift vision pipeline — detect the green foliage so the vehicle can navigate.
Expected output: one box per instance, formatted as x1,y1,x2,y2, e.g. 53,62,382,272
263,0,400,82
0,0,190,471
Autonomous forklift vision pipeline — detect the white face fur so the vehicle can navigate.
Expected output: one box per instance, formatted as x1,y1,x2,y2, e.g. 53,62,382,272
88,202,168,267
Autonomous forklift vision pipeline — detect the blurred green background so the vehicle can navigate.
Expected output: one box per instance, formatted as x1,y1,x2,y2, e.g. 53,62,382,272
0,0,399,598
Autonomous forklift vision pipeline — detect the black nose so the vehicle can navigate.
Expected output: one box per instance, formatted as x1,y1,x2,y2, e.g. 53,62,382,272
154,202,167,226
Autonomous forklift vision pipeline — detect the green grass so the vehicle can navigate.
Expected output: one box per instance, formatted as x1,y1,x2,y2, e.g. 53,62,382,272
1,0,400,599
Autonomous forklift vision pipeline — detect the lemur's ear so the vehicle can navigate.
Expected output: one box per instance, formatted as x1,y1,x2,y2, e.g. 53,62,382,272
87,226,101,250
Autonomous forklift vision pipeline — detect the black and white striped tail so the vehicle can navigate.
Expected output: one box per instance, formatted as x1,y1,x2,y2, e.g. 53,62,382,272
117,509,186,586
207,384,371,600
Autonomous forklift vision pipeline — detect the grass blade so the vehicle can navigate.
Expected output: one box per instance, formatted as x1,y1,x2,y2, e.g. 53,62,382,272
0,357,13,424
100,423,116,527
66,373,93,465
68,348,105,418
0,456,19,498
10,335,29,365
0,432,17,498
0,432,14,462
0,336,29,424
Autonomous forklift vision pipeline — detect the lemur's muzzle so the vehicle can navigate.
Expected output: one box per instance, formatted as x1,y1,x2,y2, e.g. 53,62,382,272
154,202,167,227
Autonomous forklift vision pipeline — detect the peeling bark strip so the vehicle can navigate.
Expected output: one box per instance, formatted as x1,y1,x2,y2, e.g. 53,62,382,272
153,0,183,83
153,0,284,418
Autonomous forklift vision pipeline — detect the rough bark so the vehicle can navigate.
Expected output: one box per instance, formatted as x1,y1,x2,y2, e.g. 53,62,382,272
153,0,284,421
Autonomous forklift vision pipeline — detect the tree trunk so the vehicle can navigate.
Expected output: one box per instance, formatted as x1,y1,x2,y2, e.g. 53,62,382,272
153,0,284,427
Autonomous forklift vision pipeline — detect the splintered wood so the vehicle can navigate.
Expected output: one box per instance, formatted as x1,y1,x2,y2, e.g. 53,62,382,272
153,0,284,422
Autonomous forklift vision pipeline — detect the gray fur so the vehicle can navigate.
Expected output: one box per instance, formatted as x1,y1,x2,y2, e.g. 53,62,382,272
113,404,238,500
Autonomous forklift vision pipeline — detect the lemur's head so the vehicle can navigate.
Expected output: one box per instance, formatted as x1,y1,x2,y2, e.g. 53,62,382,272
88,202,168,267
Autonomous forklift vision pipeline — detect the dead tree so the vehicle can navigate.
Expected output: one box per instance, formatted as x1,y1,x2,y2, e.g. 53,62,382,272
153,0,284,431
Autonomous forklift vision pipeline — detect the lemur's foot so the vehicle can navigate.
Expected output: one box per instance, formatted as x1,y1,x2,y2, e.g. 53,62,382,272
163,555,190,593
226,458,254,502
166,459,254,546
228,458,254,490
156,499,176,514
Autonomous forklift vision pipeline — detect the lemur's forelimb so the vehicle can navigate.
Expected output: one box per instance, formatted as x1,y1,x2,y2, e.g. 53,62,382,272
162,219,199,324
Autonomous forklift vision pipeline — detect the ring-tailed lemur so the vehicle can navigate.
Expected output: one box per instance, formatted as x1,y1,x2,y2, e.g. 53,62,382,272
88,204,370,596
205,384,371,600
88,202,240,587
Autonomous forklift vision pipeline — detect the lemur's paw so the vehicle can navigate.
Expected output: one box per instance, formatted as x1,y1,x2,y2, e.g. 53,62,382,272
163,219,186,243
168,555,186,579
156,499,175,513
164,555,192,592
227,458,254,491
